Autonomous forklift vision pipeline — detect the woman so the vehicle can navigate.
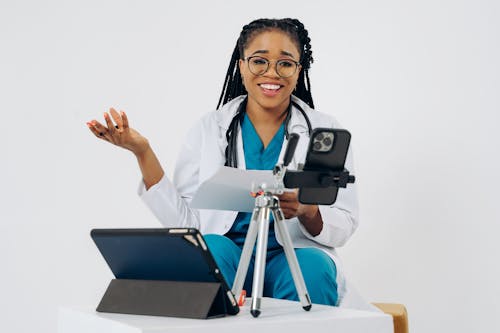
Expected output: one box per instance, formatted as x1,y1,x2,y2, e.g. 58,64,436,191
87,18,360,307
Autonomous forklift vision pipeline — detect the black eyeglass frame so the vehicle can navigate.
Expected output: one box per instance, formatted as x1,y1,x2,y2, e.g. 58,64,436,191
244,56,301,78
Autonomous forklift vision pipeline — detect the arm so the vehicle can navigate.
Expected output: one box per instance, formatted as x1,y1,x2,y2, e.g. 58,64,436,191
87,108,208,230
135,146,164,190
277,192,323,236
278,147,359,248
137,120,206,229
87,108,165,189
298,147,359,247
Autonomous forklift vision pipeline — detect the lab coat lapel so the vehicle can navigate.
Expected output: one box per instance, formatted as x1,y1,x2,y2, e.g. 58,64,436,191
215,96,247,170
277,99,311,170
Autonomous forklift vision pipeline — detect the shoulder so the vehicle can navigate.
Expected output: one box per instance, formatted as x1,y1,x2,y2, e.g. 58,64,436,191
291,96,345,129
182,96,246,147
193,95,246,132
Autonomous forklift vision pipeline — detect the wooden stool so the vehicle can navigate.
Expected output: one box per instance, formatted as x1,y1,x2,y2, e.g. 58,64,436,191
373,303,409,333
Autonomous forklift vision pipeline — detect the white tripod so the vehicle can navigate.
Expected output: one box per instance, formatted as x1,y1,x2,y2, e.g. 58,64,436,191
231,134,312,317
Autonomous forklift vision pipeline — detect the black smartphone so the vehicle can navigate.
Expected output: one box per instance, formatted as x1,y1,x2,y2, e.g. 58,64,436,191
298,128,351,205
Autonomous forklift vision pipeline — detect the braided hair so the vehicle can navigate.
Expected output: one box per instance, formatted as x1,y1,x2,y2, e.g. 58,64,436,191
218,18,315,167
217,18,314,110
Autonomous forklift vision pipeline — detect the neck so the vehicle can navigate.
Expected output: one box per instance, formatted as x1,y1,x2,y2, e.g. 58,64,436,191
245,98,290,126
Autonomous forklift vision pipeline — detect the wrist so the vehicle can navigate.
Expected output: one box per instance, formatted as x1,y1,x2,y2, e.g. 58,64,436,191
300,205,319,221
133,140,152,159
298,206,323,236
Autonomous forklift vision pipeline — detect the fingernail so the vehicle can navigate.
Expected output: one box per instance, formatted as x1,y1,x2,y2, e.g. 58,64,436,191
86,122,92,127
91,120,97,125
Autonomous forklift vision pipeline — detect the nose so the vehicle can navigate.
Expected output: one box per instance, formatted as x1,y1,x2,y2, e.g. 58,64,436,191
263,62,280,79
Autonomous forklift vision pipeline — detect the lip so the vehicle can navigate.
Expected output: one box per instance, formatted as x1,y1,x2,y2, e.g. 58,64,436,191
258,81,284,87
258,82,284,97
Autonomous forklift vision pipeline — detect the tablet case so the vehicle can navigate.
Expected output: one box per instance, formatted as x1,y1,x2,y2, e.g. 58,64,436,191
91,228,239,319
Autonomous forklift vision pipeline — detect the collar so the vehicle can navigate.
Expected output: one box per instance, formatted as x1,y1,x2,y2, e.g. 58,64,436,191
216,95,247,131
216,95,312,135
288,95,312,135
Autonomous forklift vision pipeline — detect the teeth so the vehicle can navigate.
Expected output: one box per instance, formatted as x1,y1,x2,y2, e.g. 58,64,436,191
260,84,281,90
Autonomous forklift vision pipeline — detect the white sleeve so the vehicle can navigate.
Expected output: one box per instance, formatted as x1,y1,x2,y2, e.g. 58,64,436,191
137,122,203,229
298,146,359,248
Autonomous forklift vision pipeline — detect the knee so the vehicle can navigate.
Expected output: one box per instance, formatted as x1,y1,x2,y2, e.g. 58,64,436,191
204,234,238,253
204,234,227,247
296,249,338,305
203,234,241,288
204,234,241,265
297,248,337,282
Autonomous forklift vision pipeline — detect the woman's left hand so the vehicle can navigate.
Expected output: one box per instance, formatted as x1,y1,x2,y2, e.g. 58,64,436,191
277,190,323,236
277,190,316,219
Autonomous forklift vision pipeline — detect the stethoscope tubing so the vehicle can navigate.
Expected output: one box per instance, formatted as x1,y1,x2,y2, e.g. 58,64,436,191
225,97,312,168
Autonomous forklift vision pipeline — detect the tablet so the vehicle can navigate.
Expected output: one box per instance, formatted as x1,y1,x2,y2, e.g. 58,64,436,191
90,228,239,315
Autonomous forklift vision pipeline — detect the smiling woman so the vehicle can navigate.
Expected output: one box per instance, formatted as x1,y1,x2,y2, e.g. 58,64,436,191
240,31,301,113
86,18,364,310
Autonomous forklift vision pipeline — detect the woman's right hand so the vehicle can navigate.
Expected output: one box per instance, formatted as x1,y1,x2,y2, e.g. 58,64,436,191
87,108,150,156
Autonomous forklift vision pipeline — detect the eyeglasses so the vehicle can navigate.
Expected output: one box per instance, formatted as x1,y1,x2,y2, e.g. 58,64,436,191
244,56,300,78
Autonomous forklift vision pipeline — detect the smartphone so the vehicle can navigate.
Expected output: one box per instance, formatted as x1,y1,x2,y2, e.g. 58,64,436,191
298,128,351,205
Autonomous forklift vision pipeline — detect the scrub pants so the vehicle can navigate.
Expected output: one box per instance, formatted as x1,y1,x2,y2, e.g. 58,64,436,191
204,234,339,306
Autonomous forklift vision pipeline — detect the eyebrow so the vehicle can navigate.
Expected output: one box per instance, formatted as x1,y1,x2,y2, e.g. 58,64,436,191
250,49,297,58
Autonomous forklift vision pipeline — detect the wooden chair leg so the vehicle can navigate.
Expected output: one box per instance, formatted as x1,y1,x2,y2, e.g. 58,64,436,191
372,303,409,333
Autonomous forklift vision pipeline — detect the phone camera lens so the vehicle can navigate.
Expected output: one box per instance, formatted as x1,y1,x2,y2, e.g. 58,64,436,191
315,133,324,141
313,141,322,151
323,137,332,146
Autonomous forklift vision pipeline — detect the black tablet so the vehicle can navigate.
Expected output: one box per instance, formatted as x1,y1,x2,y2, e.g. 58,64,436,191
90,228,239,315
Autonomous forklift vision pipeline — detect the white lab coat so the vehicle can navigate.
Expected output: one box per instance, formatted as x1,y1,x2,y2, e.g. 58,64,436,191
138,95,376,311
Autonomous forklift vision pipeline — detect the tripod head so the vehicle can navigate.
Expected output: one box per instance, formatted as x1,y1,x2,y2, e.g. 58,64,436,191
250,133,300,197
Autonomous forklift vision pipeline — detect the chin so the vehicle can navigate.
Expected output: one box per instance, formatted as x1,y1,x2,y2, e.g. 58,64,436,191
252,94,290,111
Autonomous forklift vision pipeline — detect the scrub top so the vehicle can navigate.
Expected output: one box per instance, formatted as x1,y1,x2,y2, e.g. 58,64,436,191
226,112,285,251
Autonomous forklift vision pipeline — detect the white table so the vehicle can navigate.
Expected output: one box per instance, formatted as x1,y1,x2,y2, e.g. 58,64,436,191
58,298,393,333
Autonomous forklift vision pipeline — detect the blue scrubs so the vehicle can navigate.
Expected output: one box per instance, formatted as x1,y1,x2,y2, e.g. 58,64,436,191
206,113,338,306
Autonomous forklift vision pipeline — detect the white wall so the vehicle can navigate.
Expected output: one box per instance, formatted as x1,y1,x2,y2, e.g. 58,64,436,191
1,1,498,332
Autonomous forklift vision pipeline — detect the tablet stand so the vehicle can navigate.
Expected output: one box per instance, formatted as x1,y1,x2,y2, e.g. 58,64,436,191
97,279,231,319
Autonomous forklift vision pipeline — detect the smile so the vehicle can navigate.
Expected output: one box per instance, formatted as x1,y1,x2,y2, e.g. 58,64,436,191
258,83,283,97
259,83,282,90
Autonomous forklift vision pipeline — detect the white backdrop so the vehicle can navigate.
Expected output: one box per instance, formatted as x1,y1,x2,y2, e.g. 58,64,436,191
1,1,499,332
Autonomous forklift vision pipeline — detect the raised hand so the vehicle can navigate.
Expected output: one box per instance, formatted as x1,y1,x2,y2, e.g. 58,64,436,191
87,108,164,189
87,108,150,156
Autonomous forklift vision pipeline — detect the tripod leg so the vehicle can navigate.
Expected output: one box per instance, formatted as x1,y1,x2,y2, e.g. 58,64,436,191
232,207,260,299
272,208,312,311
250,206,270,317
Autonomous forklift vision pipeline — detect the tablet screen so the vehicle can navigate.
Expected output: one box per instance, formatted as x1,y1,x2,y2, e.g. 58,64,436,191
91,228,219,283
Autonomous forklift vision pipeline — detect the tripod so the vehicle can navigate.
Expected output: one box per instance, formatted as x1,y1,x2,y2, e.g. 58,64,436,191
231,134,312,317
231,185,312,317
231,129,356,317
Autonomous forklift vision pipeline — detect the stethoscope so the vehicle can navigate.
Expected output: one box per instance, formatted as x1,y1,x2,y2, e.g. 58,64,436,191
225,97,313,168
